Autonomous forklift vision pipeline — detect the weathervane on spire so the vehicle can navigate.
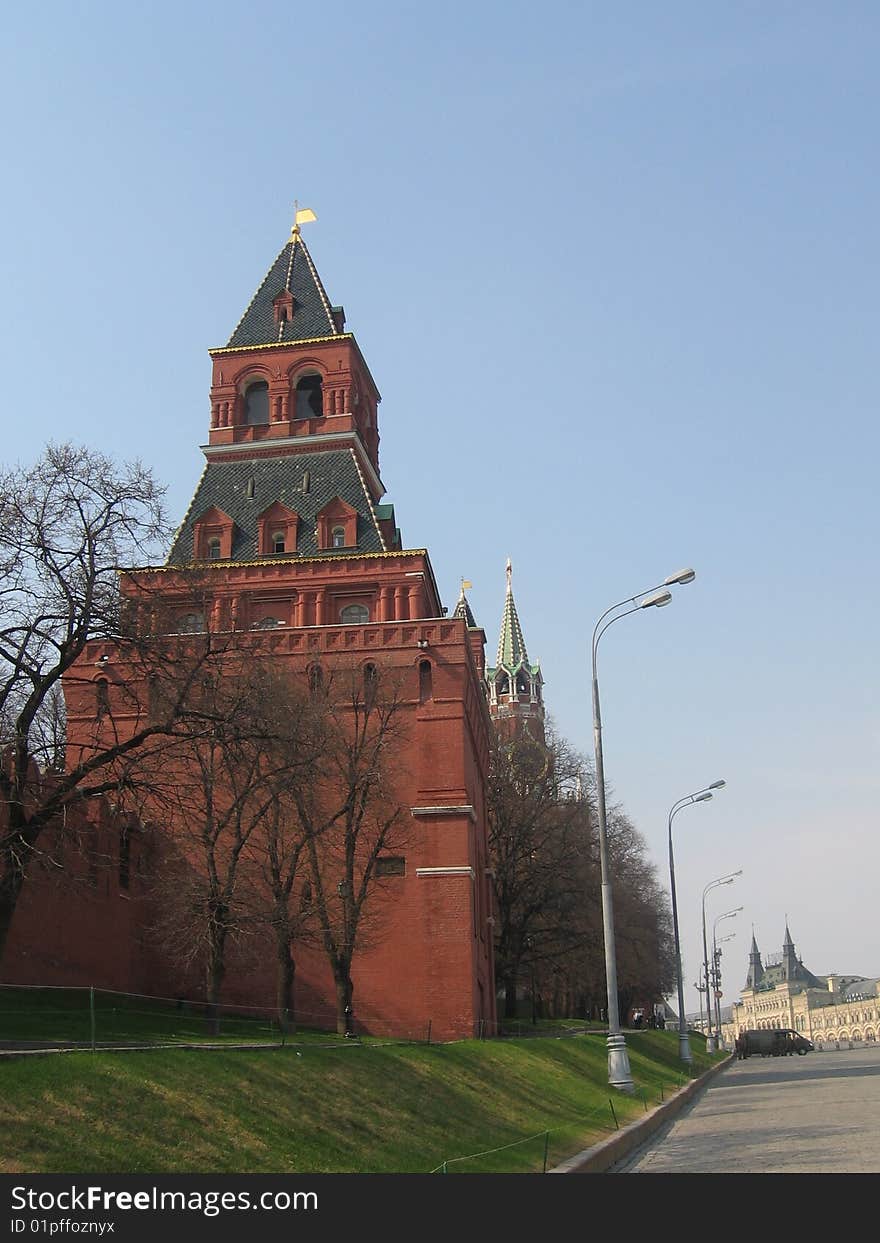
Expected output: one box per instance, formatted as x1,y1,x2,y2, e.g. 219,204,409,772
291,200,317,238
460,577,473,596
506,557,512,594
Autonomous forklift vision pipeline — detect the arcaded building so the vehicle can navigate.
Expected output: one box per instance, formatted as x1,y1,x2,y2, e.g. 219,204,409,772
725,923,879,1048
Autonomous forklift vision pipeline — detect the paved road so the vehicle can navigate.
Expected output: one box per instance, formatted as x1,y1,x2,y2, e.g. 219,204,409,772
612,1045,880,1173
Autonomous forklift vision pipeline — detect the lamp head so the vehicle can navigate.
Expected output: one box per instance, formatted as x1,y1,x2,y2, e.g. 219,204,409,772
640,589,672,609
665,568,696,586
709,779,726,790
694,791,713,803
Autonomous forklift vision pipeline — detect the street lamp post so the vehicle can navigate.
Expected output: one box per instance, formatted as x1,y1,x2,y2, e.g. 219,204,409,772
712,912,741,1047
695,968,708,1039
668,781,726,1063
712,931,737,1047
701,870,742,1052
591,568,696,1093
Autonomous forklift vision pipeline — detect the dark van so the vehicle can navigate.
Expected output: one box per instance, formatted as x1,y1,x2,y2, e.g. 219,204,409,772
735,1029,813,1058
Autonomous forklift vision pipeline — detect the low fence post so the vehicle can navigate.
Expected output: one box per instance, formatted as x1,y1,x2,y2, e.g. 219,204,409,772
426,1019,432,1045
609,1099,619,1130
542,1131,550,1174
89,987,96,1053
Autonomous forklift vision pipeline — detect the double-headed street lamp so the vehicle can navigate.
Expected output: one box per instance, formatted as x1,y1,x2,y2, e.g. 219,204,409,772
701,870,742,1052
711,910,741,1046
668,781,726,1063
591,567,696,1093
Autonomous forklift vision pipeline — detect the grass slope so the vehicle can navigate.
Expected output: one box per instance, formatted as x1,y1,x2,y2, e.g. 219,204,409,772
1,1031,722,1174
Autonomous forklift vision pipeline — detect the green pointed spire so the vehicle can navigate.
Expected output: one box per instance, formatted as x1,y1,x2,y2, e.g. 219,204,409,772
496,558,529,670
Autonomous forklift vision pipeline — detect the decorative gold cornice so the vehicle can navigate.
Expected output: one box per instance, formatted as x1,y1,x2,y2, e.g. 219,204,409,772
210,333,353,358
120,549,431,576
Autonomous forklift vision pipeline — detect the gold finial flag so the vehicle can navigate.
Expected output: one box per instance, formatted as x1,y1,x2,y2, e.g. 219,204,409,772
291,200,317,236
460,578,473,592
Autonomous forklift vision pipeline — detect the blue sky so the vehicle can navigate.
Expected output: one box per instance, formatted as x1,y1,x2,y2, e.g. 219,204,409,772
2,2,878,1017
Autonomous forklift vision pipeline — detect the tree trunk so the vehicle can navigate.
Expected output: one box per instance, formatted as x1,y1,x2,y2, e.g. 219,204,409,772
334,968,354,1037
205,934,226,1036
503,974,519,1019
276,935,296,1034
0,859,26,967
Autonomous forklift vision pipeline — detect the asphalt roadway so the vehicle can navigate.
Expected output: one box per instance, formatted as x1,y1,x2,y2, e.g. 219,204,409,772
610,1043,880,1173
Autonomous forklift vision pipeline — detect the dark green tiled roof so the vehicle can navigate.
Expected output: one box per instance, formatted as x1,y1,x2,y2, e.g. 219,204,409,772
167,448,384,564
225,235,341,348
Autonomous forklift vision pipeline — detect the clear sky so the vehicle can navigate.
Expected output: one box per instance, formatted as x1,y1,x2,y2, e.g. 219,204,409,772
2,2,878,1020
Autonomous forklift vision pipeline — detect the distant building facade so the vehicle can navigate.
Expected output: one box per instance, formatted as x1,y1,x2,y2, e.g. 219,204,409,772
722,923,879,1048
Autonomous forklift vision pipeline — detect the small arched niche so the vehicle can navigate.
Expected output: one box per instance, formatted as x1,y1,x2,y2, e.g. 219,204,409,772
419,659,433,704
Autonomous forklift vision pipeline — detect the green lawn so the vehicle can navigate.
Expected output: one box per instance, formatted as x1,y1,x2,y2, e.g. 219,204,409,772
1,1029,724,1174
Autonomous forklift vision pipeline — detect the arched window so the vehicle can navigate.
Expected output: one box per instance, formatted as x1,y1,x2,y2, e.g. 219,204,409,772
95,678,109,720
207,536,221,560
332,526,346,548
244,380,269,425
340,604,369,624
272,530,286,554
308,665,324,699
419,659,433,704
363,662,379,707
295,373,323,418
148,675,160,720
496,674,509,696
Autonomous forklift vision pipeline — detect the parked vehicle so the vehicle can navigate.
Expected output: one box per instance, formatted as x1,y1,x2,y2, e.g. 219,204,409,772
735,1029,814,1058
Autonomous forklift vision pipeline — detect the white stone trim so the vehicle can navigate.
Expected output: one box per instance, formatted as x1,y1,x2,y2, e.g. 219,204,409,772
410,804,476,822
415,867,475,879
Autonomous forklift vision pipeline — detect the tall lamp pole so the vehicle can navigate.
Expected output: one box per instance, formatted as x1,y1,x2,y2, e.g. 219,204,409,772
712,912,741,1046
712,931,737,1046
695,968,707,1039
591,567,696,1092
668,781,726,1063
701,870,742,1052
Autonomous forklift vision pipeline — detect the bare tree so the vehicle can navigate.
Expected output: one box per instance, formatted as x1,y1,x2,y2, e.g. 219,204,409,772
237,674,333,1032
487,724,593,1019
135,654,328,1030
606,804,676,1022
291,666,409,1036
0,443,176,961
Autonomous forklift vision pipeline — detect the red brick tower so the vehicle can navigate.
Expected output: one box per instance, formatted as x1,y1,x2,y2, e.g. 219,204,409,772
63,215,497,1040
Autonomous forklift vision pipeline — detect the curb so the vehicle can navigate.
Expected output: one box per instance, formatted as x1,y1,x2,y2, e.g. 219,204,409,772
548,1054,734,1173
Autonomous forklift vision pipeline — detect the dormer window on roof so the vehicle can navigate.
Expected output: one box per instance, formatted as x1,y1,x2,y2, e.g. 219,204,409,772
273,290,294,325
256,502,299,557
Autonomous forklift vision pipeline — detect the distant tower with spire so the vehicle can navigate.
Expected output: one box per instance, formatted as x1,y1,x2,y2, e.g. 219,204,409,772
745,928,765,990
485,559,544,738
